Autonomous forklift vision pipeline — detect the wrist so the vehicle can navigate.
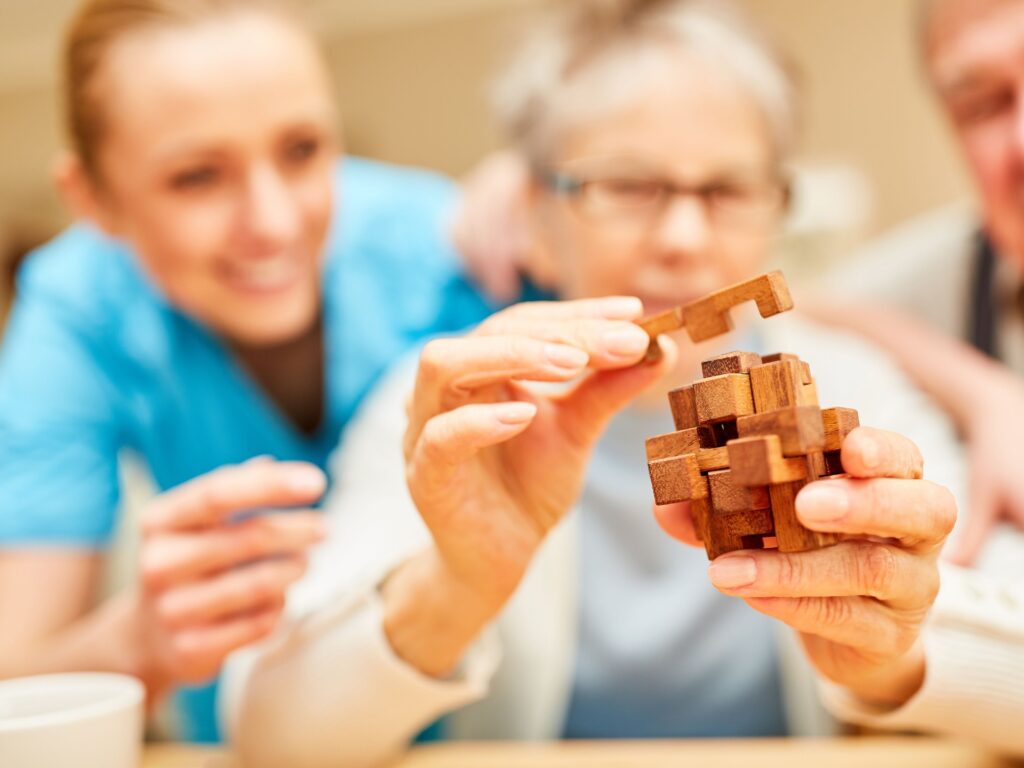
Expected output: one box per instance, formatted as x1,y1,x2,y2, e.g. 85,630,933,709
382,548,505,678
844,640,927,707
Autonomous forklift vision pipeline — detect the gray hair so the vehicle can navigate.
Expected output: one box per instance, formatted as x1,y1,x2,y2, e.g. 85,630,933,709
492,0,798,167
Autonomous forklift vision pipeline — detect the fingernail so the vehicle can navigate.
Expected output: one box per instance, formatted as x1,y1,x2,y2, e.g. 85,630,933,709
797,483,849,522
546,343,590,370
496,402,537,425
602,326,650,358
709,556,757,589
596,296,644,318
288,466,327,495
859,436,880,470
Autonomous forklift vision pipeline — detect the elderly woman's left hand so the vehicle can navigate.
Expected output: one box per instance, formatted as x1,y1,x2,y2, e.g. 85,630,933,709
655,426,957,705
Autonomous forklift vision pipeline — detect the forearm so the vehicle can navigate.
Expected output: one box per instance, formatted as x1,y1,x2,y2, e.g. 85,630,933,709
228,551,501,768
0,591,144,682
807,303,1021,429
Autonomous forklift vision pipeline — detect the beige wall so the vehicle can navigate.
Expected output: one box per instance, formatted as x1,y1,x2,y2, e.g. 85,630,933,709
0,0,974,247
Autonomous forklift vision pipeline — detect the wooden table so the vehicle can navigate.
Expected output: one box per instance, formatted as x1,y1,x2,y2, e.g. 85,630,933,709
143,737,1019,768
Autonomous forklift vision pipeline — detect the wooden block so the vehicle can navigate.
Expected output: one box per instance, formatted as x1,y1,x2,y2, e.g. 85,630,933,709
801,378,819,406
799,361,812,385
771,453,841,553
821,407,860,452
694,373,754,424
762,352,799,364
680,271,795,343
708,469,770,514
706,507,776,560
701,351,763,378
667,386,699,430
691,496,713,546
638,307,683,361
646,427,712,461
737,405,825,456
726,435,807,486
748,359,804,412
696,447,730,473
648,453,707,505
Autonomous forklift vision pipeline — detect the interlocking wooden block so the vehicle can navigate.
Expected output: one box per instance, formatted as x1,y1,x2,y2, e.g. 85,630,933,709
821,406,860,475
694,373,755,424
646,427,713,461
769,456,841,553
667,386,699,430
648,453,707,505
737,405,825,456
726,435,807,486
681,271,794,343
701,351,763,378
708,469,771,514
695,447,730,473
690,496,713,545
821,407,861,451
748,359,811,412
637,272,793,348
707,507,775,559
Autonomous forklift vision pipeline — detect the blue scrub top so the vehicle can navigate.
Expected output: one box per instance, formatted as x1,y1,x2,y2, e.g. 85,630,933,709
0,156,500,741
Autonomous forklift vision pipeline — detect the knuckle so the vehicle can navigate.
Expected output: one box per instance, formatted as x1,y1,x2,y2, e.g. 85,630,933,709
418,340,449,383
813,596,850,628
858,544,899,597
774,554,803,588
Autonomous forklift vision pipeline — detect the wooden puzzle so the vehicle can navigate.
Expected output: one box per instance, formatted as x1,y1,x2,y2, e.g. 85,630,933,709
640,272,860,560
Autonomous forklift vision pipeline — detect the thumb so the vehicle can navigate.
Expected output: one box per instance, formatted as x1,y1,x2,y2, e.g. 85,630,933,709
560,336,678,446
653,501,702,547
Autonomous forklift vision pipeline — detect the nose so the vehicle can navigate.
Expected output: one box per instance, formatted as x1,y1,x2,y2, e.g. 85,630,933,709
652,193,713,258
241,163,302,248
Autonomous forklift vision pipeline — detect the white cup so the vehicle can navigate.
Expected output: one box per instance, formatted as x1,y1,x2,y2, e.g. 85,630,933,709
0,673,144,768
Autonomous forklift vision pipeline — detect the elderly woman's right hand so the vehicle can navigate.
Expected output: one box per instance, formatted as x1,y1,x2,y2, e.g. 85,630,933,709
383,299,676,676
132,458,326,701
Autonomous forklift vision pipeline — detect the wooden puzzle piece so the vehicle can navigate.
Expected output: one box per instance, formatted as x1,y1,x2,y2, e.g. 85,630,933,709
701,351,763,378
821,407,860,475
648,453,706,506
707,507,775,560
770,454,841,553
748,359,814,412
695,447,730,473
737,405,825,456
681,271,793,343
726,435,807,486
693,373,755,424
667,386,699,430
708,469,771,514
637,271,794,355
646,427,710,461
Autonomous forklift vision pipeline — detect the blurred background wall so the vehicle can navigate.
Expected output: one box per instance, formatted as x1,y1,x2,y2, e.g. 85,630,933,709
0,0,973,314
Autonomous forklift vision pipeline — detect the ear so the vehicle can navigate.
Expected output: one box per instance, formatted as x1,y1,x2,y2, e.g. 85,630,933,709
521,177,563,293
52,152,120,236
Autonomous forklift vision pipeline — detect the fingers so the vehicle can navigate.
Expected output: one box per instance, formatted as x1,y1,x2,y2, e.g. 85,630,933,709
141,512,325,590
408,402,537,492
652,500,701,547
558,335,679,447
795,476,956,550
743,595,917,659
144,460,327,533
708,542,938,610
154,556,308,629
840,427,924,480
478,317,653,371
171,602,284,684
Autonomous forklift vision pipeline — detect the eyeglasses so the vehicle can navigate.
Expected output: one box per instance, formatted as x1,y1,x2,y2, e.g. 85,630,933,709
538,167,790,231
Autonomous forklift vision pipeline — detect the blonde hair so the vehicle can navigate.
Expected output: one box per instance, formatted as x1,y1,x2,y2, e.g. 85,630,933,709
493,0,798,166
63,0,303,175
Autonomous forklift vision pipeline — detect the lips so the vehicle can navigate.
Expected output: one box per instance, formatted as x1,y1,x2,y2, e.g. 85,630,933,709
220,254,303,296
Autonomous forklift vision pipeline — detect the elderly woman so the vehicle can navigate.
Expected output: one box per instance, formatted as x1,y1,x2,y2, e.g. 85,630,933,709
223,1,1023,765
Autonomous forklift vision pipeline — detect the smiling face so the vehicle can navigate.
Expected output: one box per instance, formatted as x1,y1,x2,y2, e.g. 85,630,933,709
928,0,1024,269
529,49,785,317
81,10,339,346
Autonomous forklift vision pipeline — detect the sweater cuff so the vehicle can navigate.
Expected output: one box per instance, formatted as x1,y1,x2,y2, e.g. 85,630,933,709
820,566,1024,756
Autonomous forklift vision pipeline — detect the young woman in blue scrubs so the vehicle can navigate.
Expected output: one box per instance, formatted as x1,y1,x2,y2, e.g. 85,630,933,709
0,0,496,741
